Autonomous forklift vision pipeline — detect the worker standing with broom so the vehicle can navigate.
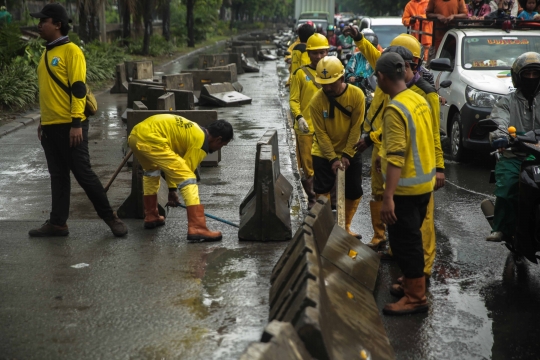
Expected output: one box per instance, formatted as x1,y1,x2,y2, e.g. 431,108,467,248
128,115,233,242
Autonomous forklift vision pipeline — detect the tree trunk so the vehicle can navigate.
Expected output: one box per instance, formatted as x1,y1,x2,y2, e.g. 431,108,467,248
162,0,170,42
142,0,153,55
121,0,131,46
186,0,196,47
79,4,88,43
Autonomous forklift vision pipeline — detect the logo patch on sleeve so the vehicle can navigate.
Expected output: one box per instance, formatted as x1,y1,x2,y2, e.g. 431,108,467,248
323,110,328,118
51,57,60,66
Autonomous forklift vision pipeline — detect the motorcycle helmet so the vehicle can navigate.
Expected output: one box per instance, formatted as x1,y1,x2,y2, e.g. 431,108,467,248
316,56,345,84
511,52,540,88
306,33,330,51
361,29,379,48
327,25,335,32
390,33,423,63
382,45,414,63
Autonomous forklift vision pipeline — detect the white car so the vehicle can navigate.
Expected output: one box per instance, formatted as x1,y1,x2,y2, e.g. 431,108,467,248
359,17,408,48
430,27,540,161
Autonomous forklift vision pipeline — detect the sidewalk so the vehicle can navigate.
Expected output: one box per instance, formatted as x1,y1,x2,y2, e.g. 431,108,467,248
0,53,303,359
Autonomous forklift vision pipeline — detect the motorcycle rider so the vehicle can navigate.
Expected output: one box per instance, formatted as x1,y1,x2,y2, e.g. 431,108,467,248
345,29,378,91
487,52,540,242
326,24,343,52
344,26,444,282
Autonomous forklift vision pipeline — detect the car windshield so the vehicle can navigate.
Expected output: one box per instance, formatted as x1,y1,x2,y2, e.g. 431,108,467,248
370,25,407,48
462,35,540,70
299,12,328,20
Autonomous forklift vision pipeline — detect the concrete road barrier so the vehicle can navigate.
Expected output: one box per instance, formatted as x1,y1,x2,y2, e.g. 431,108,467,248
110,63,128,94
198,54,231,69
238,130,292,241
181,69,240,92
124,60,154,81
127,83,194,110
239,321,311,360
156,92,175,111
206,64,243,92
199,83,252,107
119,110,219,219
240,54,260,73
232,44,260,57
161,73,194,91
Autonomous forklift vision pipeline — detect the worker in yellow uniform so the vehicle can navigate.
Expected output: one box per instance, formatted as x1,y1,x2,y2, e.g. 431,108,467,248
289,33,329,209
128,115,233,242
285,21,313,87
310,56,365,238
375,52,435,316
345,27,444,280
290,23,315,78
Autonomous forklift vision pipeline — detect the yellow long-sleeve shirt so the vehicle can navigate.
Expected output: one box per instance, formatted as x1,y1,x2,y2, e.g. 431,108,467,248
381,89,435,195
290,43,311,76
289,66,319,135
37,42,87,125
310,84,365,162
130,115,208,188
355,36,444,170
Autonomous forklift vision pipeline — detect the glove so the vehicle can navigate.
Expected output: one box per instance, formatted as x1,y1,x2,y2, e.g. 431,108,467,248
491,137,508,149
166,190,180,207
297,117,310,133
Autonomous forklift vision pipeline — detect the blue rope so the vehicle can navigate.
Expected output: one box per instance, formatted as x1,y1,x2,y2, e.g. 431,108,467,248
171,202,240,228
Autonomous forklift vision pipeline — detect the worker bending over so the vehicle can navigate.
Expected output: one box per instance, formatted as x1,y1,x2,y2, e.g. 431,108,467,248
310,56,365,238
376,52,436,315
289,33,329,209
128,115,233,242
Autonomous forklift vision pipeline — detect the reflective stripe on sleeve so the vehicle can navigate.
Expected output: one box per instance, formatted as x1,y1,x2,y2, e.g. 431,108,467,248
177,178,197,190
143,170,161,177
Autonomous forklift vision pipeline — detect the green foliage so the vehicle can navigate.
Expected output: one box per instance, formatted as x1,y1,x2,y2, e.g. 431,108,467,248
23,37,45,67
69,32,82,47
0,22,25,64
127,34,177,56
0,59,38,110
83,40,127,82
106,8,120,24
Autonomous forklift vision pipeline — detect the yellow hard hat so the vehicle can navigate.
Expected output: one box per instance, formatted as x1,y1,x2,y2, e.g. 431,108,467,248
316,56,345,84
306,33,330,51
390,34,422,59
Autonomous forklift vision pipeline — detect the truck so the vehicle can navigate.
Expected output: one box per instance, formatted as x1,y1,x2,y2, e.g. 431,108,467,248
294,0,335,28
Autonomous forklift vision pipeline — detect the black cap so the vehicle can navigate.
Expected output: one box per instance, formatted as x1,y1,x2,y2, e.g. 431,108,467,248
30,3,72,24
382,46,414,62
376,52,406,76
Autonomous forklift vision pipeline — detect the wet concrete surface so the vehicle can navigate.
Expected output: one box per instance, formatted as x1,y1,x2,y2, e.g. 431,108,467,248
2,45,540,359
0,48,300,359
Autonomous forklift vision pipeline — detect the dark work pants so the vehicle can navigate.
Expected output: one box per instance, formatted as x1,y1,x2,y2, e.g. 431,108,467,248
312,151,363,200
388,193,431,279
40,121,114,225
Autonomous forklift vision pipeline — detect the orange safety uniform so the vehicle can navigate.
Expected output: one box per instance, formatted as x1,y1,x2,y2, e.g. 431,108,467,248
426,0,467,49
403,0,433,60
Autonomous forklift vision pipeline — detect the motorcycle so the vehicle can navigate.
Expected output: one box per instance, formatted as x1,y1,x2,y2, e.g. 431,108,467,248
339,43,354,66
479,118,540,263
328,45,339,58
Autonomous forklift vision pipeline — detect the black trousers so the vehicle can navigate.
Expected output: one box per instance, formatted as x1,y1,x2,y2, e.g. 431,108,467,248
388,193,431,279
312,151,363,200
40,121,113,225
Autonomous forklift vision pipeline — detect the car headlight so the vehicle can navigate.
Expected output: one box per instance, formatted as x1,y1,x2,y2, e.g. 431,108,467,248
466,86,502,108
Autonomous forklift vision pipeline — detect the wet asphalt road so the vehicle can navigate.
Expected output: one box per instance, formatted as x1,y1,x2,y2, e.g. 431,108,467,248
1,44,540,359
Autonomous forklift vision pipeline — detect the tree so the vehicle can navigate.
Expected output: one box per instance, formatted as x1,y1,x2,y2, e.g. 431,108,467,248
141,0,154,55
77,0,105,43
162,0,171,41
186,0,196,47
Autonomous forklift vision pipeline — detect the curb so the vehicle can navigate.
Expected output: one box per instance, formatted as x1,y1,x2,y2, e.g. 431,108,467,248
0,113,41,138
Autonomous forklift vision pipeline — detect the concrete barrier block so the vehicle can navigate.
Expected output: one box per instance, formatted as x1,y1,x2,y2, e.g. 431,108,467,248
232,44,259,58
241,54,260,73
321,258,395,360
239,321,312,360
161,73,194,91
110,63,128,93
181,70,234,91
269,231,320,319
145,87,195,111
303,197,335,253
127,82,152,108
124,60,154,81
133,101,148,111
321,225,380,292
228,53,244,75
270,225,310,285
199,83,252,107
157,92,176,111
238,130,292,241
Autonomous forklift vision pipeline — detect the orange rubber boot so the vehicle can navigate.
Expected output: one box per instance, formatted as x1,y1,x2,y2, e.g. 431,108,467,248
187,204,222,242
144,195,165,229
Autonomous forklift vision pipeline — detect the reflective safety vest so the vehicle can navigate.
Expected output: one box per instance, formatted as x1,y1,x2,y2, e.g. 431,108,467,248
381,90,435,195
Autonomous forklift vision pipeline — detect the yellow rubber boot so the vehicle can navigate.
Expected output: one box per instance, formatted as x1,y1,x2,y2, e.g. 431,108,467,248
367,200,387,250
345,197,362,239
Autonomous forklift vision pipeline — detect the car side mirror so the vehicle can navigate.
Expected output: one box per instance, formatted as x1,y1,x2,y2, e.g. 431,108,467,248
430,58,453,72
440,80,452,88
478,119,499,132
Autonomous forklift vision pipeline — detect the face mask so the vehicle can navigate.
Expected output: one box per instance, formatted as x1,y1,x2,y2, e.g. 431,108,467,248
521,77,540,97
